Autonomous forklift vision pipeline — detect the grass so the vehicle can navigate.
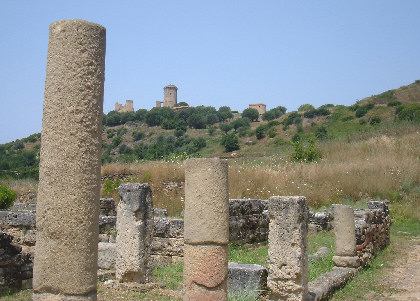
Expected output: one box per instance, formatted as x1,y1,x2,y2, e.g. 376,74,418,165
153,262,183,290
0,288,32,301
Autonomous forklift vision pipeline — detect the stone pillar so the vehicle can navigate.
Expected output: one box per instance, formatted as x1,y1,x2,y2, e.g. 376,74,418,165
115,183,154,283
183,158,229,301
33,19,105,301
332,205,360,268
268,196,309,301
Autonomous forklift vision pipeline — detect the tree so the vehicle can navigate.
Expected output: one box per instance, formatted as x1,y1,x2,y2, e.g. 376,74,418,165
218,106,233,122
255,125,266,139
242,108,260,122
177,101,189,107
298,104,315,112
231,118,250,131
145,108,163,126
219,123,233,133
221,133,240,152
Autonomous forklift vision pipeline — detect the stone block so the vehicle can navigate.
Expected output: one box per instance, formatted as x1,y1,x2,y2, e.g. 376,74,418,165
333,205,357,257
183,244,228,297
116,183,153,283
227,262,267,295
98,242,116,270
268,196,309,301
332,256,360,268
184,158,229,245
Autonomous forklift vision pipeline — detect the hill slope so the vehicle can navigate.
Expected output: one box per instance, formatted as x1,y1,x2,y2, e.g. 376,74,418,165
1,80,419,179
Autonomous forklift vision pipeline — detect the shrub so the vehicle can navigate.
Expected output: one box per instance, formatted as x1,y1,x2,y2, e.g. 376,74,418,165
208,126,216,136
349,104,359,112
220,123,233,133
291,138,321,163
355,106,368,118
315,126,328,140
387,100,402,107
342,116,354,122
255,125,266,139
231,118,250,131
111,136,122,148
103,178,121,197
359,119,367,125
221,133,240,152
395,104,420,122
282,112,302,126
268,128,277,138
237,126,250,137
132,131,145,141
0,185,17,209
174,129,184,137
370,116,381,125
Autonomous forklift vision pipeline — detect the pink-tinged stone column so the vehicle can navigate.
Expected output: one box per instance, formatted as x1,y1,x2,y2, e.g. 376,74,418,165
332,205,360,268
268,196,309,301
183,158,229,301
33,19,106,301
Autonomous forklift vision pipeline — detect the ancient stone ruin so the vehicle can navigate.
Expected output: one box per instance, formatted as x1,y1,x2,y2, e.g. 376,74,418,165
183,158,229,300
0,18,395,301
115,183,153,283
115,100,134,112
268,196,309,300
33,19,105,301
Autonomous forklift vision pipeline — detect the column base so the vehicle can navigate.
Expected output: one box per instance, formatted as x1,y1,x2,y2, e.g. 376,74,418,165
333,255,360,268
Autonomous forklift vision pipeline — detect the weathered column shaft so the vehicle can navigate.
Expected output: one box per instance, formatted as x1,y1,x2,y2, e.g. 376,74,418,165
33,19,105,301
183,158,229,301
116,183,154,283
332,205,359,268
268,196,309,301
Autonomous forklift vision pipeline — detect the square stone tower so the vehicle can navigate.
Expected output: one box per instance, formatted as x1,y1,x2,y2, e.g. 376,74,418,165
163,85,177,108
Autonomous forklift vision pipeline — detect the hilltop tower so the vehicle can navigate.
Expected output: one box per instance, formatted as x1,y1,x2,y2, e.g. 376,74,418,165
163,85,178,108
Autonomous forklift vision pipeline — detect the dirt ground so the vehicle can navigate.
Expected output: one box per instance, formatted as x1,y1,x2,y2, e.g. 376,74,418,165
377,236,420,301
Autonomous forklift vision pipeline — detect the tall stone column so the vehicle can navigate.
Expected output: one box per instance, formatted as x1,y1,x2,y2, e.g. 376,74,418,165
268,196,309,301
332,205,360,268
33,19,106,301
183,158,229,301
116,183,154,283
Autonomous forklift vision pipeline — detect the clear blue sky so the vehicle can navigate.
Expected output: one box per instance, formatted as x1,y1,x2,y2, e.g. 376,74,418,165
1,1,419,143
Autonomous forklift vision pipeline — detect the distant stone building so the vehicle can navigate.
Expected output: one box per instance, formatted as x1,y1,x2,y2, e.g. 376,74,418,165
115,100,134,112
156,85,178,108
163,85,178,108
249,103,266,115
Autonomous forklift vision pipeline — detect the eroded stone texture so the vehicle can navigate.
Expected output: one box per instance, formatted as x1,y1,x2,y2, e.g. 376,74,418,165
268,196,309,301
184,158,229,245
33,19,105,300
332,205,359,269
333,205,357,256
116,183,153,283
183,158,229,301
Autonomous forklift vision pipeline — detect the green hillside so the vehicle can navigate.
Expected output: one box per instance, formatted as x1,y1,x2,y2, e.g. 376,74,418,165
1,80,419,180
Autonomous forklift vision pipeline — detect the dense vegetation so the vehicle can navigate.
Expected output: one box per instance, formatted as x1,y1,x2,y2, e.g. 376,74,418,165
1,80,419,180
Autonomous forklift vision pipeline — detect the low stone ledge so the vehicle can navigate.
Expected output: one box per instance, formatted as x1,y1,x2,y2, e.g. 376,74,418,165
308,267,357,301
228,262,267,296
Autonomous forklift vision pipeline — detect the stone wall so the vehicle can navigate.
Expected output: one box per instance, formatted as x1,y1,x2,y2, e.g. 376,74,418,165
355,201,391,266
0,232,32,290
